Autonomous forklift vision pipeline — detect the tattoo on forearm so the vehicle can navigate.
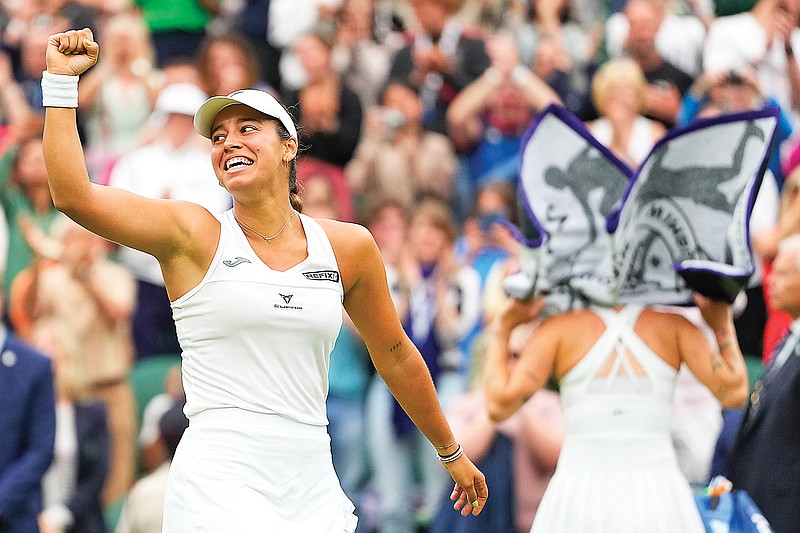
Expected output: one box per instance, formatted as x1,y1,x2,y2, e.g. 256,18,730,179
389,341,402,352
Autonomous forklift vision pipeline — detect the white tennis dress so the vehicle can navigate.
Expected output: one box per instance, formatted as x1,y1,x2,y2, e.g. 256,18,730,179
530,305,706,533
163,210,357,532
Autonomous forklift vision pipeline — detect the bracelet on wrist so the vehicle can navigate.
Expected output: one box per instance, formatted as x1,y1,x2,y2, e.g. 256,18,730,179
41,70,79,108
437,443,464,463
434,439,457,451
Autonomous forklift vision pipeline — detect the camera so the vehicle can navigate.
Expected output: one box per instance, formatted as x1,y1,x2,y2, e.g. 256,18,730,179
380,107,407,130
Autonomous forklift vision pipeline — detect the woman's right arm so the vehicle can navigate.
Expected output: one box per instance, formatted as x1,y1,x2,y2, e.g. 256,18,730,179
483,297,557,422
43,29,215,269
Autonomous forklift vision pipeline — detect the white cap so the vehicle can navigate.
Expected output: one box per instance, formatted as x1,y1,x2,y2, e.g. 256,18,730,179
193,89,297,139
154,83,209,117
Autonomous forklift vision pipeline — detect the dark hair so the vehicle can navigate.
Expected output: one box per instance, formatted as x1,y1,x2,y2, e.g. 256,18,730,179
275,119,304,212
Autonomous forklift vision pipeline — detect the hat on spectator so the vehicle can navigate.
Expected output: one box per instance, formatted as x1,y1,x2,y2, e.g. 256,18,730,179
154,82,209,117
193,89,297,140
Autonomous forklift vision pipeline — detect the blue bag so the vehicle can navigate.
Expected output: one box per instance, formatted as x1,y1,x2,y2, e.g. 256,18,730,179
694,490,774,533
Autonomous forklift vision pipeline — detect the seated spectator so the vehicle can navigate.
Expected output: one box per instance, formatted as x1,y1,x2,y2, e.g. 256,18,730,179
116,402,189,533
137,364,183,473
333,0,397,109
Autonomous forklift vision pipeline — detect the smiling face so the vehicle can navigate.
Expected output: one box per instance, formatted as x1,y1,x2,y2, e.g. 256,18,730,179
209,104,297,196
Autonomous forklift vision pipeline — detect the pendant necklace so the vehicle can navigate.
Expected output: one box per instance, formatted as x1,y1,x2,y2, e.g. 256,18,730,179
234,211,296,243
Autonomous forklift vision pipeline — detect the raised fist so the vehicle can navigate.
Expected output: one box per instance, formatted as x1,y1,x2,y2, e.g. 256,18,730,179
45,28,99,76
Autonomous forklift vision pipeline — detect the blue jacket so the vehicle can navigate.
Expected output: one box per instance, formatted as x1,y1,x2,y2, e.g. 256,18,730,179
0,331,56,533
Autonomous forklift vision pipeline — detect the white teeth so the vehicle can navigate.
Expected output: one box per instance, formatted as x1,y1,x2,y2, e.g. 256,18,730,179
225,157,254,171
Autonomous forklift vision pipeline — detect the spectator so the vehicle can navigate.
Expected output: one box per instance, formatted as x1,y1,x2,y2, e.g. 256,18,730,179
268,0,342,90
115,402,188,533
106,82,231,360
346,80,457,217
756,165,800,362
0,51,35,156
703,0,800,121
366,198,482,533
0,287,56,533
297,157,356,221
0,134,62,303
606,0,706,78
283,27,363,168
388,0,491,135
196,32,270,97
513,0,592,103
333,0,397,109
31,319,109,533
229,0,283,89
78,11,159,184
447,33,559,217
137,364,183,473
729,235,800,533
621,0,695,128
10,216,137,505
586,58,666,167
133,0,219,67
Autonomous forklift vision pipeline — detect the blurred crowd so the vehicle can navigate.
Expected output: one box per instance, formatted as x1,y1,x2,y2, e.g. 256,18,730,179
1,0,800,532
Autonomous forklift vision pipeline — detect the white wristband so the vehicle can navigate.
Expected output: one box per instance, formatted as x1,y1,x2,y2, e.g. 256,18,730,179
41,70,79,108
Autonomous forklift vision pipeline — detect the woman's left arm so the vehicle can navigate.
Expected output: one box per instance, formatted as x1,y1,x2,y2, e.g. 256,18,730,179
330,221,488,516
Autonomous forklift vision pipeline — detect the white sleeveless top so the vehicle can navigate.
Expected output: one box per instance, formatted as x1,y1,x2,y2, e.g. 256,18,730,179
531,304,705,533
559,304,678,438
170,210,344,426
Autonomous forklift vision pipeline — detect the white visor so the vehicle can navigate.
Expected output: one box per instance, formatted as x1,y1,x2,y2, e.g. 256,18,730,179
193,89,297,140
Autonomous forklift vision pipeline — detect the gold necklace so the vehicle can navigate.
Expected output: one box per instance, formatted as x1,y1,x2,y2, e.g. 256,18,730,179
234,211,296,243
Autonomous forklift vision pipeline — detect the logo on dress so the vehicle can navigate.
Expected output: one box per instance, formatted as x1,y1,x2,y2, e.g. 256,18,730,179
275,293,302,310
302,270,340,283
223,257,252,268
